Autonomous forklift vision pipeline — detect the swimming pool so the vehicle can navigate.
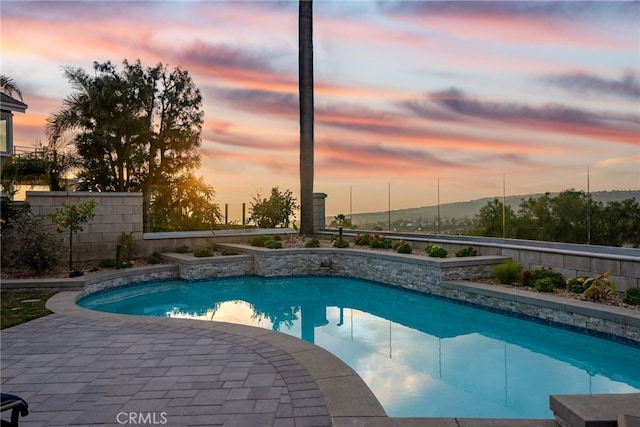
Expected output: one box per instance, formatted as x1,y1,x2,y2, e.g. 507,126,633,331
78,276,640,419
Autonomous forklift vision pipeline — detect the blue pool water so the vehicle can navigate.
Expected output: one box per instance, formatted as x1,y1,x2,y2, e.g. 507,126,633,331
78,276,640,419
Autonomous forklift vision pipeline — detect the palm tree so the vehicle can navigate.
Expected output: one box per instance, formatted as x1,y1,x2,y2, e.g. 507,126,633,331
298,0,315,235
0,75,23,101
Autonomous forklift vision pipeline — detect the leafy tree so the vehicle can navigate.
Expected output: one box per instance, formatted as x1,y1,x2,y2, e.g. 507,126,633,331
593,198,640,247
249,187,299,228
47,200,97,272
149,175,221,232
548,189,590,243
471,199,516,238
298,0,315,235
514,193,553,240
472,190,640,247
46,60,204,231
330,213,353,228
2,140,79,191
0,75,23,100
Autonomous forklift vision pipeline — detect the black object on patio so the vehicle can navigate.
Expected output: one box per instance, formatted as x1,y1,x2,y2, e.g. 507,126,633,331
0,393,29,427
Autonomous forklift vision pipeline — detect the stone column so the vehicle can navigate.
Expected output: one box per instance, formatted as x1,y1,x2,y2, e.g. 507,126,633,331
313,192,327,232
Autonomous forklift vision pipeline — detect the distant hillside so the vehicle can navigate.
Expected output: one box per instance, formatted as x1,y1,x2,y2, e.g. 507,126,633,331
329,190,640,228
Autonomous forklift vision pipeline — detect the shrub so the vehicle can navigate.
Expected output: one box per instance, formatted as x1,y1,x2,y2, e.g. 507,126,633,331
221,248,240,256
264,239,283,249
250,235,282,248
534,277,557,293
69,270,84,278
99,258,117,269
394,241,412,254
455,247,478,257
331,236,349,248
176,245,190,254
523,268,564,289
354,233,373,246
120,260,134,268
305,238,320,248
147,255,163,264
566,276,591,294
425,245,447,258
6,212,62,275
623,287,640,305
493,260,523,285
370,236,393,249
120,232,135,263
1,196,30,233
581,273,616,302
193,247,214,257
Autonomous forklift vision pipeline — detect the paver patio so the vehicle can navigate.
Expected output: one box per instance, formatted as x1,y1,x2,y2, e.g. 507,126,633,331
1,292,563,427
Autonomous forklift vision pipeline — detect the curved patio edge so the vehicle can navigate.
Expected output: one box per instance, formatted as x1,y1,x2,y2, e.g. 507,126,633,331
46,291,387,422
44,292,563,427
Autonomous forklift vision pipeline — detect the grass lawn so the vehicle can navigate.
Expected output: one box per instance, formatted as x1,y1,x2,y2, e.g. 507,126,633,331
1,289,59,329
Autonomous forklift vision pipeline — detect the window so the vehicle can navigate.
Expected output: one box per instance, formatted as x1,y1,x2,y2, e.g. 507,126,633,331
0,117,7,154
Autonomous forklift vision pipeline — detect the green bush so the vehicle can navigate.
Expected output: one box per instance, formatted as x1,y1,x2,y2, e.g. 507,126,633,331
582,273,616,302
69,270,84,278
305,238,320,248
120,232,135,262
264,239,283,249
523,268,565,289
221,248,240,256
249,235,282,248
193,247,214,257
6,212,62,275
566,276,591,294
394,241,412,254
176,245,190,254
354,233,373,246
147,255,163,264
331,236,349,248
623,287,640,305
99,258,117,269
493,260,523,285
425,245,447,258
534,277,557,293
455,247,478,257
370,236,393,249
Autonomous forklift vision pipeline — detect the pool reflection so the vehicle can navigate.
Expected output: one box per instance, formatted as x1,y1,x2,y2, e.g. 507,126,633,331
79,276,640,418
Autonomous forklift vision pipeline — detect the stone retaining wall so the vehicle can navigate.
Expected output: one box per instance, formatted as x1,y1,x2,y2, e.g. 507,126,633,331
82,265,178,295
437,280,640,344
324,231,640,292
158,253,253,281
152,247,640,345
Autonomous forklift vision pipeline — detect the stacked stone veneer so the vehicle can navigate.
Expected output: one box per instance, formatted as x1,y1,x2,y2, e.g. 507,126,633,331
26,191,143,262
246,247,506,294
82,265,178,296
156,246,639,344
159,253,253,281
434,280,640,344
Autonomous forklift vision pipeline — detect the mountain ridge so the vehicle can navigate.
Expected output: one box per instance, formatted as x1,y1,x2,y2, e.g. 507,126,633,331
329,190,640,226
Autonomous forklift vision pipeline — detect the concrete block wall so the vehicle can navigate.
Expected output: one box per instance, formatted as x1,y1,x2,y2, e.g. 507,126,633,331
499,248,639,292
26,191,143,263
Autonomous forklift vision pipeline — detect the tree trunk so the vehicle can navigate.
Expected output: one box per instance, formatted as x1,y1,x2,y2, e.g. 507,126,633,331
298,0,315,236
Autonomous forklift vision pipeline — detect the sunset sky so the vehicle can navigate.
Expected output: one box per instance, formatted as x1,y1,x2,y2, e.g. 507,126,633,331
2,0,639,221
